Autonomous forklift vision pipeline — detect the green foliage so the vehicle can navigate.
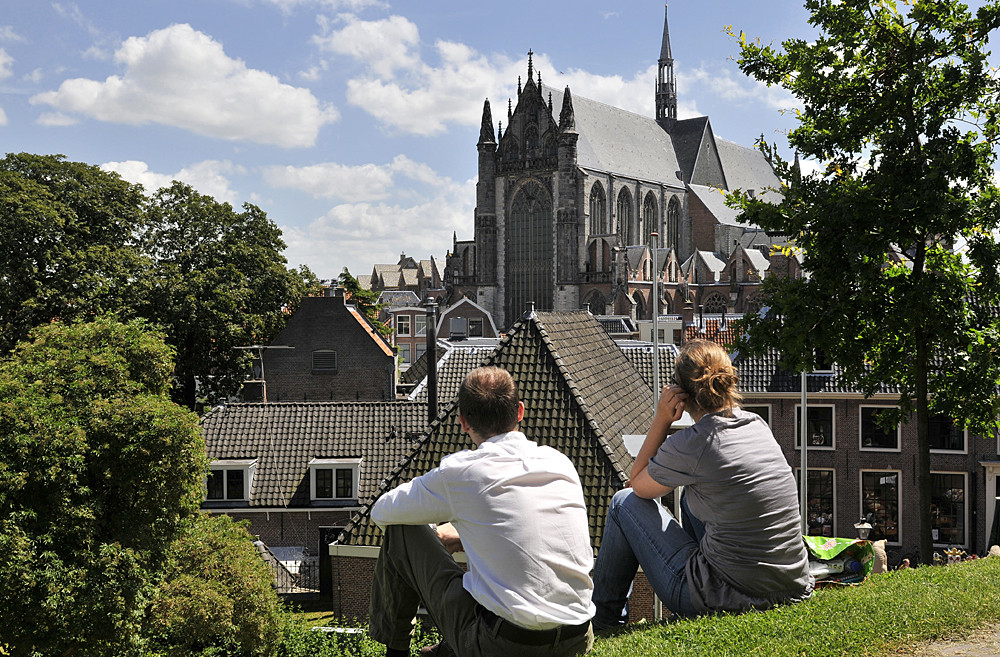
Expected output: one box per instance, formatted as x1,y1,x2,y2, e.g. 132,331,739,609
731,0,1000,560
141,181,320,410
147,514,283,657
275,616,440,657
0,153,147,353
0,317,206,657
338,267,390,336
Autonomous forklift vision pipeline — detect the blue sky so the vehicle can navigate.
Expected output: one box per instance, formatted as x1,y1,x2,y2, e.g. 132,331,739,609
1,0,817,281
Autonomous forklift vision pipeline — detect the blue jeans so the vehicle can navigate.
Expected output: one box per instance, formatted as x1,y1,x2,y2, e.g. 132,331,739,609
592,489,702,628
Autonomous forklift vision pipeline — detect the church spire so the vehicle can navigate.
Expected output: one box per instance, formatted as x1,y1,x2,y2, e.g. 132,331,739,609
527,49,534,81
656,4,678,129
478,98,496,146
559,86,576,133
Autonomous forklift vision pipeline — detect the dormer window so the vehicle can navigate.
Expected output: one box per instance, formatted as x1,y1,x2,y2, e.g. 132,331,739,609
309,458,361,504
206,459,256,502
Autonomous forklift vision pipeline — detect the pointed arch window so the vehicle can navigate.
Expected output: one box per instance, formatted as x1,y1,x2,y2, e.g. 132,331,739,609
666,196,680,250
616,188,633,245
702,293,727,314
505,181,553,321
642,193,658,246
589,183,607,234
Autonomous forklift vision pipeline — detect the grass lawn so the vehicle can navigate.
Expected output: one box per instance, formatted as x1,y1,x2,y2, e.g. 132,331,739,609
286,557,1000,656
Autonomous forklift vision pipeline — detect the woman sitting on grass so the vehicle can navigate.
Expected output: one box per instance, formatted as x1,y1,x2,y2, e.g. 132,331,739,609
592,339,813,629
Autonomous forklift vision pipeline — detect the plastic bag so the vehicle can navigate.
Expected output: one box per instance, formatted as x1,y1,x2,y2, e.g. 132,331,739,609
803,535,874,585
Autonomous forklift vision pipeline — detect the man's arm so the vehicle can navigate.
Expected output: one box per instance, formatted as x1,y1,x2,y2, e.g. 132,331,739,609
371,469,452,528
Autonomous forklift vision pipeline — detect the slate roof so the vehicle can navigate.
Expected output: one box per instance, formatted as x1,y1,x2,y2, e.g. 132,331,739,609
715,138,782,202
670,117,711,185
596,315,637,336
201,401,428,508
547,86,683,184
688,184,745,227
734,349,899,395
337,311,651,549
377,290,421,308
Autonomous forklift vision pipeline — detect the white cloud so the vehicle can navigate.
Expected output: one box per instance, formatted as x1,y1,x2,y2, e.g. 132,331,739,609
263,0,385,13
24,68,43,83
313,14,419,78
0,26,26,43
31,24,338,147
681,64,797,112
278,161,474,279
0,48,13,80
101,159,241,203
36,112,78,126
0,108,7,126
263,154,448,203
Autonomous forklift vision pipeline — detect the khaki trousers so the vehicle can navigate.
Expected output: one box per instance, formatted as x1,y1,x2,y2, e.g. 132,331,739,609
369,524,593,657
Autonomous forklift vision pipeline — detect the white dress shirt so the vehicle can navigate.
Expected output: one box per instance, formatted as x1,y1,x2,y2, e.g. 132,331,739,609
372,431,595,629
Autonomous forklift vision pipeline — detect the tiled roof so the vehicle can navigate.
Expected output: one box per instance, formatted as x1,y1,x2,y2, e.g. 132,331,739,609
338,311,650,548
620,343,679,390
377,290,421,307
202,401,428,507
408,345,498,404
683,316,742,349
596,315,637,335
735,349,899,395
346,306,394,357
357,275,372,290
688,184,745,227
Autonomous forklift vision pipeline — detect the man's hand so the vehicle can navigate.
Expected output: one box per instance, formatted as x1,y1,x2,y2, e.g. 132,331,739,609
436,522,464,554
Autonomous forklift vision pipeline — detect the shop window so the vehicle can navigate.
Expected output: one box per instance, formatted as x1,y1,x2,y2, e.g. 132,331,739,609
931,472,966,546
796,468,835,537
861,470,901,544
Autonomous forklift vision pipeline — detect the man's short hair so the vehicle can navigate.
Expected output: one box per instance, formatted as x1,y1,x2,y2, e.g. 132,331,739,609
457,367,520,438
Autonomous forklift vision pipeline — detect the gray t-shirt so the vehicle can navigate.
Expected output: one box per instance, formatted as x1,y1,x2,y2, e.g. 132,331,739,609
647,409,814,613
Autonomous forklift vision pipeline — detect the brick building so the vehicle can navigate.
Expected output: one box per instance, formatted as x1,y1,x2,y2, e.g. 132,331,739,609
253,292,397,402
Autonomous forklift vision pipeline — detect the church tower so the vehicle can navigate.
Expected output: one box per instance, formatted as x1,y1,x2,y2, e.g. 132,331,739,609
656,5,678,128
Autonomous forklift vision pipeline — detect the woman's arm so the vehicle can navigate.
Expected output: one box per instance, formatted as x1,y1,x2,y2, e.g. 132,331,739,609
630,385,687,499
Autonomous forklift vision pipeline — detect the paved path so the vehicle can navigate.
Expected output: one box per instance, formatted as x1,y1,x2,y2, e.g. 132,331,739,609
900,624,1000,657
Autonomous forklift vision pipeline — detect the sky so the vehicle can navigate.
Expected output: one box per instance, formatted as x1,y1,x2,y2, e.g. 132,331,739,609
0,0,819,282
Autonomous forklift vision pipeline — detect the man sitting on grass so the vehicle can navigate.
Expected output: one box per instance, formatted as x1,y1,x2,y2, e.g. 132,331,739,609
369,366,594,657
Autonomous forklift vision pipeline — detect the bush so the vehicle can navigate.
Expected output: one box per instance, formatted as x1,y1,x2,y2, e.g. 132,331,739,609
146,514,283,656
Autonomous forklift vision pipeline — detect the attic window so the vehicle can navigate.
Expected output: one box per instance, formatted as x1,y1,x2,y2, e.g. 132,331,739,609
206,459,256,502
468,318,484,337
309,458,361,503
312,350,338,373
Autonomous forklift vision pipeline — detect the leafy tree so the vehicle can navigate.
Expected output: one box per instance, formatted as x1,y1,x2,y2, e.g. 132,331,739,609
0,153,147,353
338,267,389,335
733,0,1000,562
146,514,283,657
0,317,206,656
141,181,319,410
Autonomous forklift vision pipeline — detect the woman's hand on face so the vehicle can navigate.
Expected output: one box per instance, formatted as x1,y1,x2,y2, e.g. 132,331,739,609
657,385,688,423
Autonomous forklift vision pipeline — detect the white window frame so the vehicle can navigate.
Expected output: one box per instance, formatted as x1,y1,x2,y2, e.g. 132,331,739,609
206,459,256,502
396,314,411,336
398,342,411,364
794,403,836,450
812,349,834,374
860,469,903,546
414,314,427,336
740,403,772,426
859,405,901,452
309,458,362,502
930,470,968,548
795,467,836,538
929,415,968,454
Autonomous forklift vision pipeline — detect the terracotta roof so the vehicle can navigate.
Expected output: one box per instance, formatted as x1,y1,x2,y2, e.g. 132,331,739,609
682,316,742,349
346,305,394,357
201,401,428,507
337,311,650,548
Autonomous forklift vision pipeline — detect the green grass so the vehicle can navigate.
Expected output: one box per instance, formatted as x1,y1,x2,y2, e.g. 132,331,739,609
285,557,1000,657
589,557,1000,657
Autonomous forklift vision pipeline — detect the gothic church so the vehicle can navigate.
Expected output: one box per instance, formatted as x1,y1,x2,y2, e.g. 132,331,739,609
445,7,796,329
